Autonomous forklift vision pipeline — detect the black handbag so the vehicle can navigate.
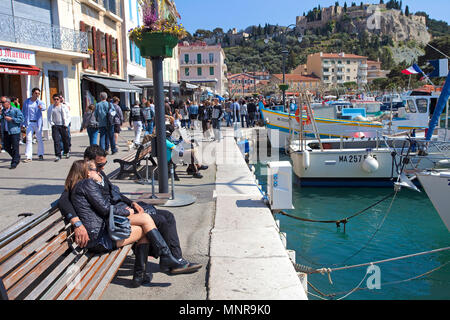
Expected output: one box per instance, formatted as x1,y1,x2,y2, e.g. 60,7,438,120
107,205,131,241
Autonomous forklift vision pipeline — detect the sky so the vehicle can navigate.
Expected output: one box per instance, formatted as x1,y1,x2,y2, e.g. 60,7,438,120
175,0,450,34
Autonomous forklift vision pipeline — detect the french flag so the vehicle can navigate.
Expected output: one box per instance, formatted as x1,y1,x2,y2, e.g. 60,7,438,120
401,64,423,75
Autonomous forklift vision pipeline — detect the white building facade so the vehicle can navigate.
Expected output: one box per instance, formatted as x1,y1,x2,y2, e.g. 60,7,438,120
178,42,228,96
122,0,147,106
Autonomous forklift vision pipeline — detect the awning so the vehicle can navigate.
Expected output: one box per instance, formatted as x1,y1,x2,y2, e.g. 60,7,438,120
0,64,40,76
84,75,142,93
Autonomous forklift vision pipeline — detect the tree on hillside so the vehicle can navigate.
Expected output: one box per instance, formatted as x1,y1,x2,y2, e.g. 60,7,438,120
405,5,409,16
344,2,347,12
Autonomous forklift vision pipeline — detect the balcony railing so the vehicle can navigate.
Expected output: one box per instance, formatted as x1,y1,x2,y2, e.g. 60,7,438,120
181,59,215,65
0,13,88,54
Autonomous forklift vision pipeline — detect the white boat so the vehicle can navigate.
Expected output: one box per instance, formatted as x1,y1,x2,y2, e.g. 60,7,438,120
289,136,442,187
262,91,440,149
416,170,450,231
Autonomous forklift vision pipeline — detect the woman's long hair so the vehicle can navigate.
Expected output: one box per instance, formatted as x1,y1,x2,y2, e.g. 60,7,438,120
65,160,89,192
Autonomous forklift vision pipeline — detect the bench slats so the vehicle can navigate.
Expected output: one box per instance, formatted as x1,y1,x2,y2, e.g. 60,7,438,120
24,243,82,300
0,220,66,278
0,213,62,265
58,254,106,300
3,230,68,291
6,239,69,300
77,249,122,300
89,245,132,300
40,253,91,300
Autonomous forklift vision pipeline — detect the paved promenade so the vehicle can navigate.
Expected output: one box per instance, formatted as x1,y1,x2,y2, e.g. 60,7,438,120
0,126,306,300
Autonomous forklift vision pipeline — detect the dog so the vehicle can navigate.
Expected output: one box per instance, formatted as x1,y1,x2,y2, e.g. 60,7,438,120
126,140,134,151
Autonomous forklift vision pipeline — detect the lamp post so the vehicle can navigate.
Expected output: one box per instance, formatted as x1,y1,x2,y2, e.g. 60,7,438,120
266,24,302,110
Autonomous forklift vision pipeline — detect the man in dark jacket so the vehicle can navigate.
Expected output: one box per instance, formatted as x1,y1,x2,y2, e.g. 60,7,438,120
58,145,201,274
247,98,257,127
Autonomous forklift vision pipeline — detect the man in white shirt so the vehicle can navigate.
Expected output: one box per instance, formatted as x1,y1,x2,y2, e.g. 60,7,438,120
22,88,46,162
48,94,71,162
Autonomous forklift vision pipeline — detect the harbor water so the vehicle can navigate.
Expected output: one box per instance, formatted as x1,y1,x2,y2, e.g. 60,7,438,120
254,153,450,300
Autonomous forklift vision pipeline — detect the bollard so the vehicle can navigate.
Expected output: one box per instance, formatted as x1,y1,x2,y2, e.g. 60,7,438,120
170,163,175,200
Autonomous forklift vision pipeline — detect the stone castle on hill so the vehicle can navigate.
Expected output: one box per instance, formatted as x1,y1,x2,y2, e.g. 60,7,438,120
296,3,430,44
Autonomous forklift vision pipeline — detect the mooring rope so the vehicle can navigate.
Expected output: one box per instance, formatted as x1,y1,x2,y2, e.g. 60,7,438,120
306,260,450,300
278,191,395,231
311,246,450,274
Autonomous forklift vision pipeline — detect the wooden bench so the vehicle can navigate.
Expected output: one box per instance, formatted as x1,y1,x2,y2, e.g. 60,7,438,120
113,141,156,180
0,204,131,300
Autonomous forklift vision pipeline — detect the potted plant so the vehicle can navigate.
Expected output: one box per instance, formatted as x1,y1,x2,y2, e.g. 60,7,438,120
128,0,186,58
279,84,289,91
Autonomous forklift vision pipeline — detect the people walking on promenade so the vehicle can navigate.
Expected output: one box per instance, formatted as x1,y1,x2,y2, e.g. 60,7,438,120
173,108,182,129
48,94,71,162
112,97,124,147
165,97,172,116
247,98,257,127
95,92,118,155
22,88,46,163
80,104,99,146
187,100,198,130
143,100,155,136
0,96,24,169
211,98,223,142
129,100,145,147
231,99,240,123
225,99,232,127
198,100,210,140
240,99,249,128
180,101,189,128
59,93,72,154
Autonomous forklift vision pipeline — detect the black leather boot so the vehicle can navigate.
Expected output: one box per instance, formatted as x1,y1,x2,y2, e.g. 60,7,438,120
131,243,151,288
146,229,186,271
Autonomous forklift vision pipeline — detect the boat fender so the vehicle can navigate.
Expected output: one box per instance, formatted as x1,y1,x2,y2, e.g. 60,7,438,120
436,159,450,169
265,118,270,124
361,155,379,173
302,150,310,169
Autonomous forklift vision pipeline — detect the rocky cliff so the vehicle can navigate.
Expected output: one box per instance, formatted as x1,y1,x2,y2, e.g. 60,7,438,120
363,9,431,45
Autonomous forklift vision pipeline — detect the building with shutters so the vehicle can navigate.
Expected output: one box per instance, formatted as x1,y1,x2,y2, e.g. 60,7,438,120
0,0,90,132
121,0,149,108
77,0,141,115
179,41,228,96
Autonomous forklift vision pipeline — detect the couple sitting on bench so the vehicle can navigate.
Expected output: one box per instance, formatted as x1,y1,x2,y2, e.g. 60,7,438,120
58,145,201,288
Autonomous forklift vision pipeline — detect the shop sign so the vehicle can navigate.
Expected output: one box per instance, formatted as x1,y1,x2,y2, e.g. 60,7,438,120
0,47,36,66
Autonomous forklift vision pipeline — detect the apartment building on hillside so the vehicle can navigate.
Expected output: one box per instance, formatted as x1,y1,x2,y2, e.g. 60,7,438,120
179,42,228,96
306,52,368,88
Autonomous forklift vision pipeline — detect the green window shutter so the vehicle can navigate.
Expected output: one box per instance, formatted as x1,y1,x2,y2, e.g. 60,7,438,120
210,67,214,75
197,67,202,76
185,54,189,63
197,53,202,64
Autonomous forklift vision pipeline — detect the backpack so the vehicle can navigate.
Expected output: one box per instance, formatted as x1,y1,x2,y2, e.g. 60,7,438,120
107,102,117,126
143,107,154,121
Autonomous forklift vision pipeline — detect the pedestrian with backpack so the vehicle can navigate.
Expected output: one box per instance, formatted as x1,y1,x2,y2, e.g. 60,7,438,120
94,92,118,155
129,100,145,147
142,100,155,136
80,104,99,146
112,97,124,147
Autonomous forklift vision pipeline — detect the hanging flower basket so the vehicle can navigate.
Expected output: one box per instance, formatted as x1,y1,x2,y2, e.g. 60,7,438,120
279,84,289,91
128,1,186,59
135,32,179,58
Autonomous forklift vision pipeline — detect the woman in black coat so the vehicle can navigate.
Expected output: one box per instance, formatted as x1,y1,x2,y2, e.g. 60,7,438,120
65,160,188,287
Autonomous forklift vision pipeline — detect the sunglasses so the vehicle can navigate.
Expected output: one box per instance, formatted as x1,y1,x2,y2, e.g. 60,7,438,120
96,161,107,168
88,167,98,172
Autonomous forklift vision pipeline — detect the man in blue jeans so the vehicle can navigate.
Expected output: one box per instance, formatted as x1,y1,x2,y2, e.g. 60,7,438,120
0,97,24,169
95,92,118,154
